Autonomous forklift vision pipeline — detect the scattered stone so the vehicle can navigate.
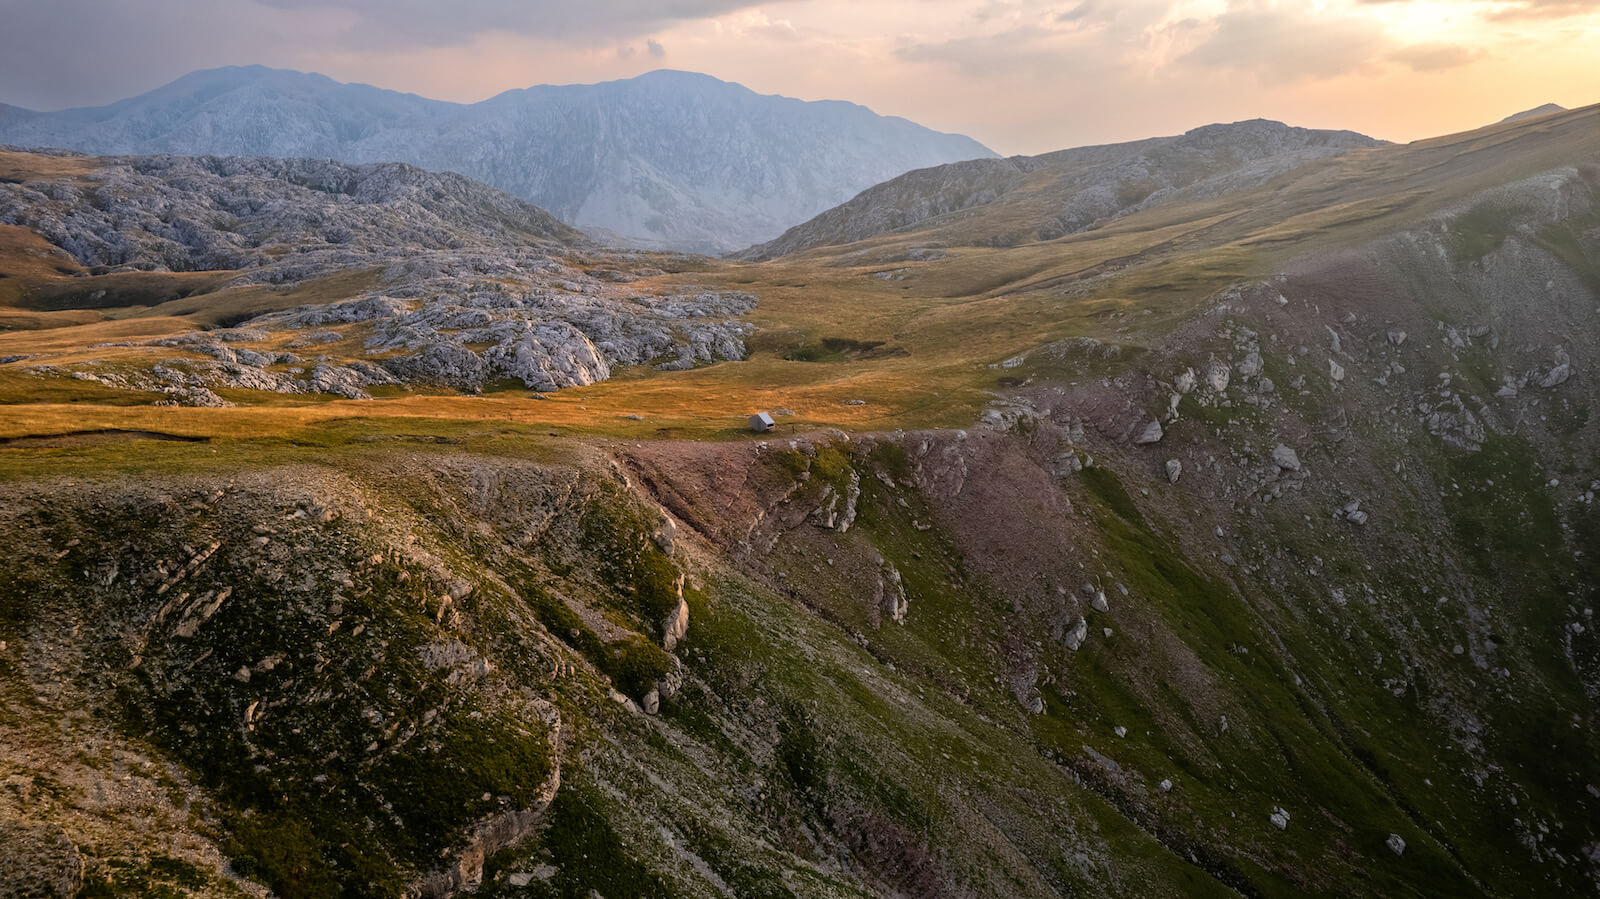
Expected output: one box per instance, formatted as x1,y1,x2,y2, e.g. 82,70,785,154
1270,807,1290,830
1387,833,1406,855
1387,330,1407,346
1540,363,1571,389
1329,359,1346,382
1166,459,1182,484
1159,779,1173,793
1341,500,1368,525
1113,726,1127,738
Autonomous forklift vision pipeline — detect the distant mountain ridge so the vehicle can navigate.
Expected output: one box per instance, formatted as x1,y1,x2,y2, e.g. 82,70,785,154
738,118,1384,260
1499,103,1566,124
0,66,996,253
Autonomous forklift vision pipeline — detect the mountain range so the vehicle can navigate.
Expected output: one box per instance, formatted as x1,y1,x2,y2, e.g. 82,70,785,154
0,66,995,254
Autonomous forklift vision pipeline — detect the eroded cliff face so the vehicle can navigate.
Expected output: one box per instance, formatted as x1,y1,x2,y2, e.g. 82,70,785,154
2,365,1595,898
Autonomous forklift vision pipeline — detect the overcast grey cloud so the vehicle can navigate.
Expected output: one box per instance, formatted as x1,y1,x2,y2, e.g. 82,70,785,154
0,0,333,110
0,0,765,109
253,0,781,48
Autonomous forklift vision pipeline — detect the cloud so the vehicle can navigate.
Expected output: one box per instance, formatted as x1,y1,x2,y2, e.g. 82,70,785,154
1389,42,1482,71
1354,0,1600,18
252,0,785,48
0,0,351,109
1487,0,1600,18
894,27,1056,77
894,0,1172,79
1179,6,1389,84
648,38,667,58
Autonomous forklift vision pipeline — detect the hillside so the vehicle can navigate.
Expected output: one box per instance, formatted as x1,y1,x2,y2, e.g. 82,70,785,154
737,119,1382,260
0,66,996,253
0,105,1598,897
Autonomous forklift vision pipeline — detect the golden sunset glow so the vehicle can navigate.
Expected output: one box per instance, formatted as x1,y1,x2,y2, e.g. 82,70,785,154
2,0,1596,154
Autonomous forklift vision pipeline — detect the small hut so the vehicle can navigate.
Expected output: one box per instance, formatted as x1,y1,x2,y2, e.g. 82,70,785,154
749,411,776,432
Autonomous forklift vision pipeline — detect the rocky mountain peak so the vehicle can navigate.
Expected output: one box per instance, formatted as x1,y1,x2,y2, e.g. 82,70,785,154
0,68,996,253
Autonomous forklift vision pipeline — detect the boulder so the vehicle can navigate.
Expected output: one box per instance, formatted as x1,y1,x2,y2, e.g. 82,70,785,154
1387,833,1406,855
1135,420,1164,445
1540,363,1571,389
1269,807,1290,830
1064,616,1089,651
1329,359,1346,382
1205,360,1231,392
1166,459,1182,484
1272,444,1301,472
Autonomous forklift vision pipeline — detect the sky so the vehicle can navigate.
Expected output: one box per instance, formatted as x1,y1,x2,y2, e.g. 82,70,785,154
0,0,1596,156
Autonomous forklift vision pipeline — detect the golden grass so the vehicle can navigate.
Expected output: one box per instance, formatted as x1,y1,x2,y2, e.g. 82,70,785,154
0,150,99,183
1,106,1596,444
122,267,383,327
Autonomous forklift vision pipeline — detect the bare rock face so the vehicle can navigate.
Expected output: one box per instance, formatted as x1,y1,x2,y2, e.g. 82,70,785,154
880,561,909,624
662,578,690,652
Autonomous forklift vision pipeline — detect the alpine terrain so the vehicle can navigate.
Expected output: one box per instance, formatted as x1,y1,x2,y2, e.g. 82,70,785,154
0,89,1598,899
0,67,996,254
